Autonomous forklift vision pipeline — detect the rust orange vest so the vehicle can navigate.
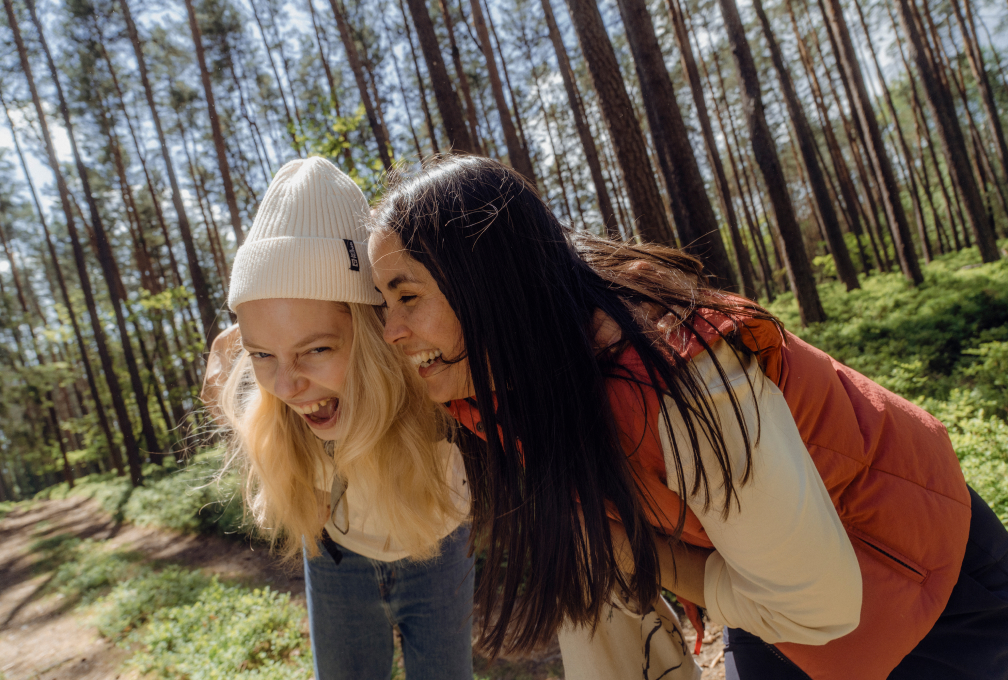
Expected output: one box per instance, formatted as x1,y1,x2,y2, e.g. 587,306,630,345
449,311,971,680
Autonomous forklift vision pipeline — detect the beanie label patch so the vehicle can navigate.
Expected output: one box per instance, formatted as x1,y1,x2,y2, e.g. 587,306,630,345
343,239,360,272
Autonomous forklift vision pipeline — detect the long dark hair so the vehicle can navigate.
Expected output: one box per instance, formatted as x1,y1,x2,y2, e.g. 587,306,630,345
374,155,776,655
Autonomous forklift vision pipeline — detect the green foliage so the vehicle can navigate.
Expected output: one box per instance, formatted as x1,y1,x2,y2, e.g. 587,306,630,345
769,247,1008,525
121,453,246,535
0,500,19,519
34,452,249,535
92,566,211,639
49,540,146,604
127,578,311,679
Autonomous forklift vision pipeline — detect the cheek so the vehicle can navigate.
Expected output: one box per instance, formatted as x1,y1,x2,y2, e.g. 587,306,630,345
326,352,353,393
249,362,274,392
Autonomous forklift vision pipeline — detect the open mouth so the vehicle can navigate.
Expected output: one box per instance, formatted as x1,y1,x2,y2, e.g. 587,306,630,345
410,349,447,378
291,397,340,429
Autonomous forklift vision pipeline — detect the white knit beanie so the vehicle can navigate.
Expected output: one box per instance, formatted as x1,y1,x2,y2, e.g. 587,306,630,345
227,157,383,310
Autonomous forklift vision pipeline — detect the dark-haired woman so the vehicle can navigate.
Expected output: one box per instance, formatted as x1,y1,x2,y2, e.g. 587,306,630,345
368,155,1008,680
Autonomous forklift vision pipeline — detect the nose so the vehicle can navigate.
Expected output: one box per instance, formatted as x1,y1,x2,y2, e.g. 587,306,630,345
382,307,410,345
273,363,307,400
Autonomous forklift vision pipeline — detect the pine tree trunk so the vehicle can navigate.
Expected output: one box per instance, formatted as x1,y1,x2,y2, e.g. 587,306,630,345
609,0,736,289
717,0,825,324
326,0,393,170
751,0,858,291
950,0,1008,188
540,0,618,237
249,0,300,153
403,0,474,152
818,0,923,282
665,0,756,296
6,0,141,482
439,0,483,151
0,220,75,486
689,21,775,299
183,0,246,246
1,94,125,476
26,0,162,461
118,0,221,349
466,0,536,181
399,0,441,154
894,0,999,262
787,0,876,273
563,0,674,246
484,3,535,176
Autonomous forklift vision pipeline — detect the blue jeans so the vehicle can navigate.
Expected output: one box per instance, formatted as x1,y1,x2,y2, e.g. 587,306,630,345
304,524,475,680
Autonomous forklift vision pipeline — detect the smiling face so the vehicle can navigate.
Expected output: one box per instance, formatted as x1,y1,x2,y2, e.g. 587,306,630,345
236,298,354,440
369,231,473,403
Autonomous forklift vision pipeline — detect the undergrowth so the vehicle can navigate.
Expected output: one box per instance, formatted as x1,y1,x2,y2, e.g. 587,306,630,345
33,450,247,536
768,246,1008,524
28,533,312,678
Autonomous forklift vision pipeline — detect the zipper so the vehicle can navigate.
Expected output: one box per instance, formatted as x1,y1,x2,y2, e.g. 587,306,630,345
847,526,929,585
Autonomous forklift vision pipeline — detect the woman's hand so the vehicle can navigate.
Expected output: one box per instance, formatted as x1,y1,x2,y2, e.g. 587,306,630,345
200,324,243,420
610,520,711,607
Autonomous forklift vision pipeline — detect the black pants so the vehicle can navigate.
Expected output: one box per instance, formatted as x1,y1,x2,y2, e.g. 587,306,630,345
724,487,1008,680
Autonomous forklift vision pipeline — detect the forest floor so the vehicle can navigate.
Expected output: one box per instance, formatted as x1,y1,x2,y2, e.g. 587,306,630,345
0,497,725,680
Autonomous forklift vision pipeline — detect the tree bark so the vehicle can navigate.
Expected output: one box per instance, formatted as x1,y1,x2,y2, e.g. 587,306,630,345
467,0,536,181
665,0,755,297
6,0,141,482
439,0,483,151
2,93,125,475
787,0,876,273
818,0,924,282
950,0,1008,185
397,0,441,154
26,0,162,462
608,0,736,289
894,0,999,262
119,0,221,348
717,0,825,324
249,0,301,153
540,0,618,238
183,0,246,246
563,0,674,246
404,0,474,152
752,0,858,291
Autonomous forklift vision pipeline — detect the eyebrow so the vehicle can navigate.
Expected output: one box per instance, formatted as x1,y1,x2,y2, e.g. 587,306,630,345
242,332,340,352
386,273,420,291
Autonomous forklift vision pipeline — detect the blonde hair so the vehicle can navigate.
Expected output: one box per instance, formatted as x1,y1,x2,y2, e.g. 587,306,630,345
218,302,463,563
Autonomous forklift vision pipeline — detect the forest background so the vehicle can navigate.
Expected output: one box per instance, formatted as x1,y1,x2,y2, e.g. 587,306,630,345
1,0,1008,676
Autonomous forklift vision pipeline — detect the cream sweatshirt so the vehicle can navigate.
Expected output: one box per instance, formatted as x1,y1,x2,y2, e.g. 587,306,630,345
314,440,470,561
658,340,862,646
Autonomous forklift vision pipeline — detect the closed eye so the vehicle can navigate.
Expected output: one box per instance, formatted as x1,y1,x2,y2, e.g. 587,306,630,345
399,295,417,304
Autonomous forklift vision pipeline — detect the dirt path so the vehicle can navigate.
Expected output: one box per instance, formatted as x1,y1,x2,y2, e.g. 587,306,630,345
0,499,724,679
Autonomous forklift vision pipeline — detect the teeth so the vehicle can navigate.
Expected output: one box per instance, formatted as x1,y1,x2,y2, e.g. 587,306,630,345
292,398,332,415
410,349,442,369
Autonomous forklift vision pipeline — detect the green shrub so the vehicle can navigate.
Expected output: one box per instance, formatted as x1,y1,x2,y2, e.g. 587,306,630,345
769,248,1008,526
46,539,146,604
129,578,312,679
119,452,247,536
93,566,212,639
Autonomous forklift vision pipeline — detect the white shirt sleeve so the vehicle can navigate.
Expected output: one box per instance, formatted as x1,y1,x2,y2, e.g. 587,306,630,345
658,340,861,646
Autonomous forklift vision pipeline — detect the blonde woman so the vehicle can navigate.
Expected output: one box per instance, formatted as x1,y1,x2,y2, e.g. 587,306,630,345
204,157,472,679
